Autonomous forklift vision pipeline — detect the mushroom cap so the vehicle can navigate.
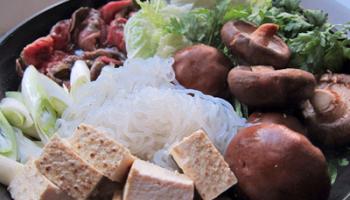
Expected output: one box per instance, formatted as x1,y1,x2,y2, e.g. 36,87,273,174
224,123,330,200
221,21,291,69
227,66,316,107
248,112,307,136
173,44,232,97
303,73,350,147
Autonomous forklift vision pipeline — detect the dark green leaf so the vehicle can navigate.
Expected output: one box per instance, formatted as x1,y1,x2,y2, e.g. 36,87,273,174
328,162,338,185
338,158,349,167
272,0,301,12
303,9,328,27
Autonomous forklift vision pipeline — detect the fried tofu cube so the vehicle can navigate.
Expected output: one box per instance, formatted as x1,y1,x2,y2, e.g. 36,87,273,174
123,160,194,200
35,136,103,200
69,124,135,182
9,160,72,200
170,130,237,200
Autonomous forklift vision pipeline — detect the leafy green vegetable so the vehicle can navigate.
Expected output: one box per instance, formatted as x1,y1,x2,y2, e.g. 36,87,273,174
170,0,217,8
288,25,349,73
328,161,338,185
338,158,349,167
165,0,248,50
239,0,350,73
326,148,350,185
0,110,17,160
272,0,301,12
233,98,249,118
124,0,191,58
303,9,327,27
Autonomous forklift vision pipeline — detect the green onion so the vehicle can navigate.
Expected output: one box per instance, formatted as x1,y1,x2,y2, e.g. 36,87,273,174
0,110,17,160
0,97,38,139
21,66,57,142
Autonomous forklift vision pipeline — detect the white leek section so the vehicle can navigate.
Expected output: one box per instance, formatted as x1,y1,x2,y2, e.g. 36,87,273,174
0,97,37,138
0,110,17,160
14,128,42,163
39,71,73,116
5,92,25,103
70,60,91,97
0,155,23,185
21,66,57,143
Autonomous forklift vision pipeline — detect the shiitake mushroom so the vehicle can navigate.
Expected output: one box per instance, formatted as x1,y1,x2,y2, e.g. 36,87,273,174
225,123,331,200
302,73,350,147
227,66,316,108
248,112,307,136
221,21,291,69
173,44,232,97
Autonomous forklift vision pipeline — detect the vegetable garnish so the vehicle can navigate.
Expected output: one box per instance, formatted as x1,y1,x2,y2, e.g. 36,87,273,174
233,0,350,73
125,0,191,58
0,110,17,160
70,60,91,96
21,66,58,142
0,97,37,139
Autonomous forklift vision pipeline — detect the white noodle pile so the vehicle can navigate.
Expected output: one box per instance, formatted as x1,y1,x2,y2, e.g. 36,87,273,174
57,56,246,169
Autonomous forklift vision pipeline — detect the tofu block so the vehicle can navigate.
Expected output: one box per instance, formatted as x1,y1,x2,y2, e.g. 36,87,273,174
170,130,237,200
35,136,103,200
123,160,194,200
9,160,72,200
69,124,135,182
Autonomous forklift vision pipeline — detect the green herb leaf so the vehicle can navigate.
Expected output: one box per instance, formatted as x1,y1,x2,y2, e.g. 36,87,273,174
303,9,328,27
328,162,338,184
338,158,349,167
272,0,301,12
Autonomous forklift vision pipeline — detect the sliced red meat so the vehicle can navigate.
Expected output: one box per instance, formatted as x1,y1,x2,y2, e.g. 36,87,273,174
100,0,132,23
106,18,127,52
97,55,122,65
21,36,54,67
50,19,72,50
75,9,107,51
40,50,69,73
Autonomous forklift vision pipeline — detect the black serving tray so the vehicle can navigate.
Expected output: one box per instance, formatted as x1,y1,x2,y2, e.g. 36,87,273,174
0,0,350,199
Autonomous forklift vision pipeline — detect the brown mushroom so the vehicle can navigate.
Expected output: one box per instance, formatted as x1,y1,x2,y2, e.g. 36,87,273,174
227,66,316,107
302,73,350,147
221,21,291,68
173,44,232,97
248,112,307,136
224,123,330,200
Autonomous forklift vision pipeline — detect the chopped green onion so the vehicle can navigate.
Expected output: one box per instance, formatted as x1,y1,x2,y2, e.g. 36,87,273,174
0,110,17,160
70,60,91,95
5,92,25,103
0,97,38,139
39,71,73,116
21,66,57,142
0,155,23,185
14,128,42,163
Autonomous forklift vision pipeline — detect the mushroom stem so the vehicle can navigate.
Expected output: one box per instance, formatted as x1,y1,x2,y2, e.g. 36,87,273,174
251,23,279,47
310,89,346,122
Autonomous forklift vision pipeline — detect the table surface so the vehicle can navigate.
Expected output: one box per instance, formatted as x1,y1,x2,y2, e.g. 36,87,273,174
0,0,61,35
